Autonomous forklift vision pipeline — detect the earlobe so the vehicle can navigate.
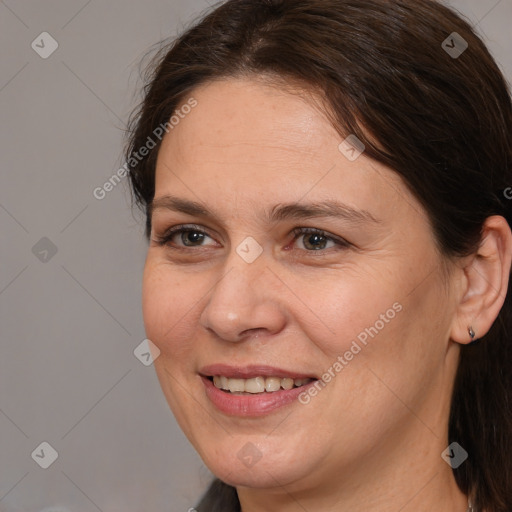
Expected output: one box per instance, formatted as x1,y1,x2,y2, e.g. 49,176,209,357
450,215,512,345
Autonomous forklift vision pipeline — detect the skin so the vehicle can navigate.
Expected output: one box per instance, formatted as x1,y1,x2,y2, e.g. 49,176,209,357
142,77,512,512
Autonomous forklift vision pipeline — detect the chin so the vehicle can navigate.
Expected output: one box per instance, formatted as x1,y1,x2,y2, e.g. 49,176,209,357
196,438,314,490
210,461,302,489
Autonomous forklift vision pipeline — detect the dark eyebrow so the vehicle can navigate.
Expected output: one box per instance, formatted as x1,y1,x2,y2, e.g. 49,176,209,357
149,195,380,225
265,200,380,224
150,195,212,219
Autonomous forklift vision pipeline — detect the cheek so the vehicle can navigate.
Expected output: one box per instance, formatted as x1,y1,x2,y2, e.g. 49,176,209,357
283,265,405,361
313,269,447,426
141,259,201,358
141,261,202,426
288,262,434,421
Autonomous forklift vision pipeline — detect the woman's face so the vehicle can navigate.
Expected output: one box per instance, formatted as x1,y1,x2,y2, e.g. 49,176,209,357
143,78,461,494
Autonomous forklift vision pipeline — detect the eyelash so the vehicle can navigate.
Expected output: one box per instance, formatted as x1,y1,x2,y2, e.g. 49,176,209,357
152,224,350,253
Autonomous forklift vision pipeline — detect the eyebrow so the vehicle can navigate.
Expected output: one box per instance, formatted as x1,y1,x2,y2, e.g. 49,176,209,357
149,195,380,225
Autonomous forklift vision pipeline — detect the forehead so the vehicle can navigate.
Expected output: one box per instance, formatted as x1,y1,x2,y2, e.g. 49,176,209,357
154,78,415,223
170,78,330,160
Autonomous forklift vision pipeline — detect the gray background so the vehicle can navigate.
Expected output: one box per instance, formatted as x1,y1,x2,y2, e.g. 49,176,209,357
0,1,510,511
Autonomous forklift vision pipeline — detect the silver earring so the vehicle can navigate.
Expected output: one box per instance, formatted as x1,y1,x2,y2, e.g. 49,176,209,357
468,326,476,342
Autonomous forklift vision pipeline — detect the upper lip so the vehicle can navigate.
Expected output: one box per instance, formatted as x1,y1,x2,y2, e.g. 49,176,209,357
199,364,318,380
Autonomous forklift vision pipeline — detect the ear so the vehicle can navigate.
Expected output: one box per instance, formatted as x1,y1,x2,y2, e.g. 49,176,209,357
450,215,512,345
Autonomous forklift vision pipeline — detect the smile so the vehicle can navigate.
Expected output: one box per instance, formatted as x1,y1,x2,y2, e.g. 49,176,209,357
210,375,315,394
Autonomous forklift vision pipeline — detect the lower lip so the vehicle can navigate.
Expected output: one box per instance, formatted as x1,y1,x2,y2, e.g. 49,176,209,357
201,376,316,417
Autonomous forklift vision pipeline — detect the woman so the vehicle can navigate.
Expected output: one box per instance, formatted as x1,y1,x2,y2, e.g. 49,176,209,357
125,0,512,510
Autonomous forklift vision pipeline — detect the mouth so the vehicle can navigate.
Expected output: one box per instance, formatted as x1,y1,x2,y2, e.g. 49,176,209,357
207,375,316,394
199,365,320,416
199,364,318,417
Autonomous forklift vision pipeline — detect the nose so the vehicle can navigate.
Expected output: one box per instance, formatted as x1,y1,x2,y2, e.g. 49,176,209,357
199,251,287,342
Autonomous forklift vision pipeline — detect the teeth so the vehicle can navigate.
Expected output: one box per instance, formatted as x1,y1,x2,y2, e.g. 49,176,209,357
212,375,314,393
227,378,245,393
265,377,281,392
281,378,294,390
245,377,266,393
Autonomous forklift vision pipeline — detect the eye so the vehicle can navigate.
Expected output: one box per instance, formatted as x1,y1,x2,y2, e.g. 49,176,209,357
152,224,351,253
152,224,217,248
290,227,350,252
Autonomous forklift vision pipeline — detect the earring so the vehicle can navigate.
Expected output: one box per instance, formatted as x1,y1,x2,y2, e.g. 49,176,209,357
468,326,477,343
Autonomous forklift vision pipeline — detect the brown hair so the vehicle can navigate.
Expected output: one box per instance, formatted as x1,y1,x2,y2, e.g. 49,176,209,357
125,1,512,510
